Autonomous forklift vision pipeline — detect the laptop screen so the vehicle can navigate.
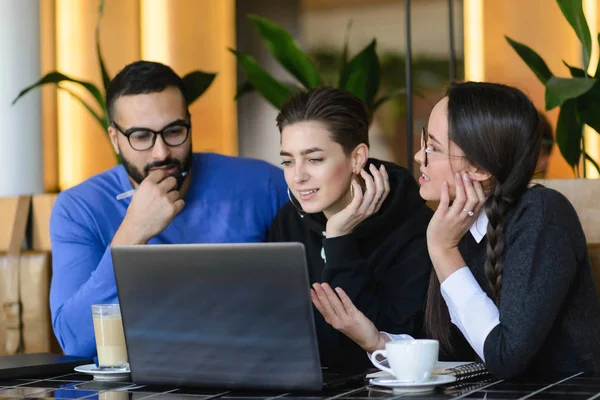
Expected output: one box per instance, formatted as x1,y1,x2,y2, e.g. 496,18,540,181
112,242,324,391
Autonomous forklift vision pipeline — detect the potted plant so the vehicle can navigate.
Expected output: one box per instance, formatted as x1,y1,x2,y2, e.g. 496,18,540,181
11,0,217,261
231,15,405,113
505,0,600,177
12,0,217,162
506,0,600,290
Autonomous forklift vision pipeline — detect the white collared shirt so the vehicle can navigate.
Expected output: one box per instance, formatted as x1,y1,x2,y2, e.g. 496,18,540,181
469,208,488,244
384,210,500,362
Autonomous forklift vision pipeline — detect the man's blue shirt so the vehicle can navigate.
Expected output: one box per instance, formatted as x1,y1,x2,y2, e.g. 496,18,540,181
49,153,288,356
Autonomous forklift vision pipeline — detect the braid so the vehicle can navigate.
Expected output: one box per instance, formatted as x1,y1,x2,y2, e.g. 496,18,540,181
484,182,511,303
424,81,542,357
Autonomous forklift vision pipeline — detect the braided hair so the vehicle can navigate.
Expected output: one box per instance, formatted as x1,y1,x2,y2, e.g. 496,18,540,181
424,82,542,354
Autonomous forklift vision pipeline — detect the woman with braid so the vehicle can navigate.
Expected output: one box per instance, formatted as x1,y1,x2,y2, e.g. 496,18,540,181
310,81,600,379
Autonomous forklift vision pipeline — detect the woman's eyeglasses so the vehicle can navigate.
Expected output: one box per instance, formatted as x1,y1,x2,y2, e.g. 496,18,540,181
420,127,467,167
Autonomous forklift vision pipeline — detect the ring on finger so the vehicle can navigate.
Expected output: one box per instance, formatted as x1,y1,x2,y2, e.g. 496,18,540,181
463,208,474,217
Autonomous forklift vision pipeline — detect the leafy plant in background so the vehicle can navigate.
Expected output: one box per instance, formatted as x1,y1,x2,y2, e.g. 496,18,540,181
11,0,216,161
505,0,600,177
231,15,405,114
309,48,463,98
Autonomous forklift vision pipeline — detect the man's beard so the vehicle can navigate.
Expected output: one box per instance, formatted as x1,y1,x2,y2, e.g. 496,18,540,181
120,149,193,191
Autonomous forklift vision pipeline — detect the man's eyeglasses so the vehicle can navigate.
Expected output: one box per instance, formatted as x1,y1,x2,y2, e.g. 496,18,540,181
420,127,467,167
112,120,191,151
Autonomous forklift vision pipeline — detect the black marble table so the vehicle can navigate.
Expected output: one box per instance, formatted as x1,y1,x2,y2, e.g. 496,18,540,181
0,370,598,400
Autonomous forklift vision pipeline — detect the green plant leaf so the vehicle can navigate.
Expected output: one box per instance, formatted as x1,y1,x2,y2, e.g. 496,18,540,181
338,20,353,89
12,71,105,111
584,150,600,176
235,81,256,100
562,60,587,78
577,82,600,133
555,98,582,168
96,32,110,101
371,87,428,113
580,107,600,133
340,40,380,109
235,80,301,101
249,15,321,88
545,77,595,110
57,84,108,131
372,88,407,112
182,70,217,105
595,33,600,78
556,0,592,70
95,0,110,96
505,36,554,84
230,49,293,109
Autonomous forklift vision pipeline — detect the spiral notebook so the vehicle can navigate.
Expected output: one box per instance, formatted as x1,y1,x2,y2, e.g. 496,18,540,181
441,376,497,396
366,361,492,382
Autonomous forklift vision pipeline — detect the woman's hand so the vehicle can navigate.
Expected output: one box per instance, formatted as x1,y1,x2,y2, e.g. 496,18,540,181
311,283,387,353
325,164,390,238
426,172,486,281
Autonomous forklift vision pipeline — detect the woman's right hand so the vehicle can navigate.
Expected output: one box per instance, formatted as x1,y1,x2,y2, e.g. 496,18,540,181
311,283,388,353
325,164,389,238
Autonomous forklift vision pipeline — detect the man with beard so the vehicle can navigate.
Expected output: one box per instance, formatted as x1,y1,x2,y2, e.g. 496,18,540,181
49,61,288,357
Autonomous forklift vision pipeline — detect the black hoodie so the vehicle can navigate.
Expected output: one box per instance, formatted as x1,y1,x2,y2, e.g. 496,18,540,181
268,158,433,372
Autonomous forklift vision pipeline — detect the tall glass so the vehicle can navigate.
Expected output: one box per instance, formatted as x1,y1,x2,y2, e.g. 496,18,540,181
92,304,128,369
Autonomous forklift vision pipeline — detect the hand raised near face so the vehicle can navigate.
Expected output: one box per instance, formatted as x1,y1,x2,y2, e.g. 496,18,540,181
112,169,185,245
426,171,486,260
325,164,390,238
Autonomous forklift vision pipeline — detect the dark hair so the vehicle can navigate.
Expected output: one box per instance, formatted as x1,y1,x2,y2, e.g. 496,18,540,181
539,112,554,156
106,60,188,121
425,82,542,353
275,87,371,154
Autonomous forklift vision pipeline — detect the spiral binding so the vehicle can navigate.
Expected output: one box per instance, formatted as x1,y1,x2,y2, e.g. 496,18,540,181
441,377,496,396
443,362,492,382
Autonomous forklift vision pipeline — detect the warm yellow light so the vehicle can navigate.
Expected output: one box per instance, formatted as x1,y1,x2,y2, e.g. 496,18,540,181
140,0,170,63
138,0,238,157
583,0,599,178
464,0,484,81
584,0,598,75
56,0,85,189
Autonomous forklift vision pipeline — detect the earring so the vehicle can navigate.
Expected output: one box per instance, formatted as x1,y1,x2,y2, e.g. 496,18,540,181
287,188,305,217
350,182,355,198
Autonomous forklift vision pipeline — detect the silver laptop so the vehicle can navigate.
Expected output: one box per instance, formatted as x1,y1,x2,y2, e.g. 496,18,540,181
111,243,326,391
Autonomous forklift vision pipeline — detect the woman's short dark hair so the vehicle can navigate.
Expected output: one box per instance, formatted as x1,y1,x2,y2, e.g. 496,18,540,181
276,87,371,154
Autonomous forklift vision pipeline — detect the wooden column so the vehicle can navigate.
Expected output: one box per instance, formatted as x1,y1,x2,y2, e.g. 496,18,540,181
55,0,140,190
140,0,238,156
464,0,582,178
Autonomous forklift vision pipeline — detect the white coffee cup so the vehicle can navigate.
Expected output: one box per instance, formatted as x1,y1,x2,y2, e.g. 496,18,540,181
370,339,439,383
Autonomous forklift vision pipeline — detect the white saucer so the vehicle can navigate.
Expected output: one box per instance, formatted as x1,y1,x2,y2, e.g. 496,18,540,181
74,364,131,381
369,375,457,393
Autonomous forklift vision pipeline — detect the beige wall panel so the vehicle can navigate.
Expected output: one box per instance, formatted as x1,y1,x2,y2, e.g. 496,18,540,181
56,0,140,190
141,0,238,156
41,0,58,193
465,0,582,178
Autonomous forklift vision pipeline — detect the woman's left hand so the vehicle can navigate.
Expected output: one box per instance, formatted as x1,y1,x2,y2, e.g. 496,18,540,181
311,283,385,353
325,164,390,238
426,172,486,268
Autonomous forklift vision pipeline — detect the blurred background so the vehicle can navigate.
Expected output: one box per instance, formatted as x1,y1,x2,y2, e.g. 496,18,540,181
4,0,599,197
